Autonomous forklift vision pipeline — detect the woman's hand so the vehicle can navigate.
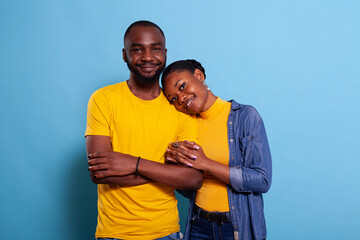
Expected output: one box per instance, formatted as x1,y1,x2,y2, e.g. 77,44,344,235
166,141,209,171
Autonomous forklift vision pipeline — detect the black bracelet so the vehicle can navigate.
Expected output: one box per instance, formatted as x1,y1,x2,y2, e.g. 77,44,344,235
135,156,141,175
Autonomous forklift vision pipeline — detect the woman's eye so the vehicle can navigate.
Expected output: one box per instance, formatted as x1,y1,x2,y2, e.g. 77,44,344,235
179,83,186,91
171,96,177,103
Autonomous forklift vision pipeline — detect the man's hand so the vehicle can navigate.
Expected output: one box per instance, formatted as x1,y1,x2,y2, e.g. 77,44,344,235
88,151,137,179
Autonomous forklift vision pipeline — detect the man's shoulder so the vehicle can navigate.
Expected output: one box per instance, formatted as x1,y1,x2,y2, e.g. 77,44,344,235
90,81,127,100
94,81,126,94
159,94,190,116
157,92,196,124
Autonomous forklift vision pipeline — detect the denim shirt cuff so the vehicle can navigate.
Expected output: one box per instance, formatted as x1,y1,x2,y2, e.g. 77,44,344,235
229,166,244,192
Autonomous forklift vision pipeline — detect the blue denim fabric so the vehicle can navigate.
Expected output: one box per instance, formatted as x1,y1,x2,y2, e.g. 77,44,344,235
189,212,234,240
180,100,272,240
96,231,183,240
156,231,183,240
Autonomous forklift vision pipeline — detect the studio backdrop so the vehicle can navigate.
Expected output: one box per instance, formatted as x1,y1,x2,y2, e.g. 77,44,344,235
1,1,359,239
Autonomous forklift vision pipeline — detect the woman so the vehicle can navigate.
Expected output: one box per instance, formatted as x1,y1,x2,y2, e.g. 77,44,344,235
161,60,272,240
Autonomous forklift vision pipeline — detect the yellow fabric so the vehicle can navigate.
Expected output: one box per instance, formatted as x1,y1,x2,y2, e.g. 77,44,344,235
195,97,231,212
85,81,197,239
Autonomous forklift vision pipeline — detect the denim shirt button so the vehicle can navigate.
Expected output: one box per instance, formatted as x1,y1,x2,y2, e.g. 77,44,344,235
229,121,232,124
232,206,235,210
230,139,234,143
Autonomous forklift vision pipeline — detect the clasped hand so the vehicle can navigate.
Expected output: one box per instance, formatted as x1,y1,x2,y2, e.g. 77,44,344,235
88,152,137,179
166,141,208,171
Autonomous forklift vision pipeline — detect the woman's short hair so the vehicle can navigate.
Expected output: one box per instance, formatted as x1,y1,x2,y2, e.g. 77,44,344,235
161,59,206,87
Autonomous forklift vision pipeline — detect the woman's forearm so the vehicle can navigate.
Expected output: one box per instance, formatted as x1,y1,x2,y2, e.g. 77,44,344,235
202,158,231,185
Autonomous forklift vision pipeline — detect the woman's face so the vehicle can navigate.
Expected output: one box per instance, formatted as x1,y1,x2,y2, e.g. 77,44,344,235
163,69,209,115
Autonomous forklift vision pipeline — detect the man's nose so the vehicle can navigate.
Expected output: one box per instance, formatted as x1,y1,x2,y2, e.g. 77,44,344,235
141,49,152,61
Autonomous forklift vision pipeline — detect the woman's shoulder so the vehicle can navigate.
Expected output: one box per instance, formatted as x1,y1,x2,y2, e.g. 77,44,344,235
228,100,259,116
228,100,264,131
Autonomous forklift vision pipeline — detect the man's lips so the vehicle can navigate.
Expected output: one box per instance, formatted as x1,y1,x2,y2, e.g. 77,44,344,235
137,64,159,72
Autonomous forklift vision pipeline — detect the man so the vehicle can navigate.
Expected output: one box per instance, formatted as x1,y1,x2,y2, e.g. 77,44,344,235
85,21,203,240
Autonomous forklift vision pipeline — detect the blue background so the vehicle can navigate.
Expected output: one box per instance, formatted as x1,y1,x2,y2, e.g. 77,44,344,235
1,0,359,239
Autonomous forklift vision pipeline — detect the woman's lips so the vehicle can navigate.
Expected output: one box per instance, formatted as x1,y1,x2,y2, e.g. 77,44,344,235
185,96,194,110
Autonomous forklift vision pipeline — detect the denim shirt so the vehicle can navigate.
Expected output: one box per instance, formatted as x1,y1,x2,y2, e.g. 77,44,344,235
181,100,272,240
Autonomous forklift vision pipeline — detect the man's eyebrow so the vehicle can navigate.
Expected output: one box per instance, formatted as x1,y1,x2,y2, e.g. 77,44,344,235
130,43,143,47
130,42,163,47
151,42,163,46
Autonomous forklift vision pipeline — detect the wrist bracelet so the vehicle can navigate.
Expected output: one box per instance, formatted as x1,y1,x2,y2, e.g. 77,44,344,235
135,156,141,175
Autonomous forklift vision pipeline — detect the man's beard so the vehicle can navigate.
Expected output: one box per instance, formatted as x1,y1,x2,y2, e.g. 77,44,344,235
126,61,165,86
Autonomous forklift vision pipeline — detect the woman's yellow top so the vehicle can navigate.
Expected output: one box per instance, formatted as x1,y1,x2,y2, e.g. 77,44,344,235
196,97,231,212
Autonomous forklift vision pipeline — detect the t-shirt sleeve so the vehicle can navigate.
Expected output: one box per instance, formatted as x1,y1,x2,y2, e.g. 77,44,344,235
85,90,112,137
175,113,198,143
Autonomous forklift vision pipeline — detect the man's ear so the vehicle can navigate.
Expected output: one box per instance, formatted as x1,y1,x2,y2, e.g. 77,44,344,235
194,68,205,82
122,48,127,63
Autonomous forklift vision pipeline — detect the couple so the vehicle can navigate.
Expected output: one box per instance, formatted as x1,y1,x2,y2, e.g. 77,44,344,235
85,20,272,240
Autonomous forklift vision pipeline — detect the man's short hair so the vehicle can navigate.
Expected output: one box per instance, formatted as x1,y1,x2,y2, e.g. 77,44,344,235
124,20,165,41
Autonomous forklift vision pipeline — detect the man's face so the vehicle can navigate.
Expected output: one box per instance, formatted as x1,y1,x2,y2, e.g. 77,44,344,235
123,26,167,85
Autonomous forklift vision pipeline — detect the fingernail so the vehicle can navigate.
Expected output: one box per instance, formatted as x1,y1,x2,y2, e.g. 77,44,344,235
194,145,200,149
186,162,193,167
166,149,170,152
191,154,197,159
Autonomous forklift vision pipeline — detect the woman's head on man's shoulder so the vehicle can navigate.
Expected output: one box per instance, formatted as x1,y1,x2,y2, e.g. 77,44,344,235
162,59,216,115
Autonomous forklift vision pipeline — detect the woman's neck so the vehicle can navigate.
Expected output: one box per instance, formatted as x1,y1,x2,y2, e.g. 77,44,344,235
201,91,217,113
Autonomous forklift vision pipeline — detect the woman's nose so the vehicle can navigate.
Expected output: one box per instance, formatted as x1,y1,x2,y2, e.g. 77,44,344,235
178,94,186,104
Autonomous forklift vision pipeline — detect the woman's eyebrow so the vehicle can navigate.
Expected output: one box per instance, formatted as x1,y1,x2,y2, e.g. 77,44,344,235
174,79,181,88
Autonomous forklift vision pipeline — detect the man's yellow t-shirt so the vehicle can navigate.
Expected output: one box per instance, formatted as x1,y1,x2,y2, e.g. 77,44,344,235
85,81,197,239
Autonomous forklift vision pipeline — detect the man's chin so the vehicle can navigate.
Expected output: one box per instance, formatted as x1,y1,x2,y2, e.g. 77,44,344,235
127,62,165,85
135,68,164,85
139,77,158,85
135,73,159,85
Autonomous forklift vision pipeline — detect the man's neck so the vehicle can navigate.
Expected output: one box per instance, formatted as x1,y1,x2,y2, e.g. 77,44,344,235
127,78,161,101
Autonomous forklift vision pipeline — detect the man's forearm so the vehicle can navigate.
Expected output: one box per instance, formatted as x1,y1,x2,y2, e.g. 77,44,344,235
87,135,154,187
137,159,203,190
90,172,153,186
87,147,203,189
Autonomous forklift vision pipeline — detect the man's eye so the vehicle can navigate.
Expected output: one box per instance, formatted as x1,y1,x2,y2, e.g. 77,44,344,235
179,83,186,91
132,48,141,52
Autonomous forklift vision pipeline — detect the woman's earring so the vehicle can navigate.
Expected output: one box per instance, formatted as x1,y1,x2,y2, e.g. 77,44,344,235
203,81,210,91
